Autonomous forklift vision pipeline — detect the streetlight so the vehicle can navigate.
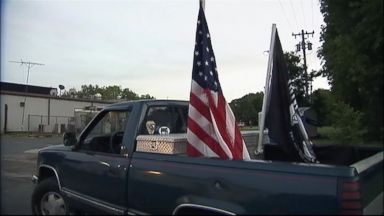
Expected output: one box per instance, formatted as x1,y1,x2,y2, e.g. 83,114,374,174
59,85,65,96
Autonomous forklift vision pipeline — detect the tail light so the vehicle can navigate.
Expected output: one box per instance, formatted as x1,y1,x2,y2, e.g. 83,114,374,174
340,180,362,215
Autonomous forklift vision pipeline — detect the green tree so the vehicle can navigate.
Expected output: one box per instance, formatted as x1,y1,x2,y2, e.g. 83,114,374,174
284,52,309,106
318,0,383,141
139,94,155,99
64,84,155,101
230,92,264,126
77,84,102,99
100,85,122,100
311,89,335,126
330,101,366,144
121,88,139,100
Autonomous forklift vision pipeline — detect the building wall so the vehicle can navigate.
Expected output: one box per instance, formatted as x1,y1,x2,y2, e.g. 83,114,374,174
0,93,111,133
0,94,47,132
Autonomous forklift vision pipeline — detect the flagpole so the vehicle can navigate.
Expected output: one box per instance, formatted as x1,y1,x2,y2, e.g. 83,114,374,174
256,24,277,155
200,0,205,10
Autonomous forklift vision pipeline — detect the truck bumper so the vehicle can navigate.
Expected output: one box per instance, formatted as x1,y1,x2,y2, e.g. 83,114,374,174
31,175,38,184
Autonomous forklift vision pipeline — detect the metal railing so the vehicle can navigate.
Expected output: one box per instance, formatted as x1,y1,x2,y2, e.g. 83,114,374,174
27,115,73,133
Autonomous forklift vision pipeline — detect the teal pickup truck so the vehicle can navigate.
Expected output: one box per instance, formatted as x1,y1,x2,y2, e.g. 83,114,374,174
31,100,383,215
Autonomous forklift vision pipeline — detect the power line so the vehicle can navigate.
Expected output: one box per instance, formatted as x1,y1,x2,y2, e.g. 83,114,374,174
311,0,314,31
289,0,299,30
300,0,307,29
278,0,294,31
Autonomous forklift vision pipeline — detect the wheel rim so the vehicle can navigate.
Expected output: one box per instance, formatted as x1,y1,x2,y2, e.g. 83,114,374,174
40,191,67,215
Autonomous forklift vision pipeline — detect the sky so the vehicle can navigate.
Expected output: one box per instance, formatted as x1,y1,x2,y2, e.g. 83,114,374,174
1,0,329,102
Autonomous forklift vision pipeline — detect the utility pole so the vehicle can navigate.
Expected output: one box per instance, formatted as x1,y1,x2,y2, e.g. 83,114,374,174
9,60,44,131
292,30,314,99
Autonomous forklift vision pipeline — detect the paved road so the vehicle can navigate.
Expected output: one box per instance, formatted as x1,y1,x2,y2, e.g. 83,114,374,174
1,134,62,215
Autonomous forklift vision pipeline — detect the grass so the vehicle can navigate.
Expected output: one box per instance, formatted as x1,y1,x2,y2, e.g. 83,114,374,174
240,126,258,131
312,126,383,147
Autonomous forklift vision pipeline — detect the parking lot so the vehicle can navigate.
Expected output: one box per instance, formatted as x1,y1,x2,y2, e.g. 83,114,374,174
1,134,62,215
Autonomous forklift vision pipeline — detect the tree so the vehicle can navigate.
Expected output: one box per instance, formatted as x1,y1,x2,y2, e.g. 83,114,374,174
284,52,308,106
230,92,264,126
101,85,122,100
311,89,335,126
139,94,155,99
61,84,155,101
318,0,383,141
77,84,102,99
121,88,139,100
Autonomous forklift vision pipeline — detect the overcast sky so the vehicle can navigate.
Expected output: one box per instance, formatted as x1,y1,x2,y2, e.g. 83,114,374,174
1,0,328,101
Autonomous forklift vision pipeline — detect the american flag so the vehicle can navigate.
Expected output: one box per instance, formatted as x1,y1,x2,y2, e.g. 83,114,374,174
186,4,250,160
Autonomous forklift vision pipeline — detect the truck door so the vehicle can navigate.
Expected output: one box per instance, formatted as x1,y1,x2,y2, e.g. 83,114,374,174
59,108,132,214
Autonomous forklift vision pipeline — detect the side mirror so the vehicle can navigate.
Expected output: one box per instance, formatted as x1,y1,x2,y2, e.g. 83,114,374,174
63,132,77,146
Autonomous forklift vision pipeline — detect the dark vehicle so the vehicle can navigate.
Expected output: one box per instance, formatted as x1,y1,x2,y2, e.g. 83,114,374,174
31,100,383,215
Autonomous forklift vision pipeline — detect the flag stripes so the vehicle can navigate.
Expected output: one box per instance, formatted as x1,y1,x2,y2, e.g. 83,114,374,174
189,80,249,159
187,3,250,160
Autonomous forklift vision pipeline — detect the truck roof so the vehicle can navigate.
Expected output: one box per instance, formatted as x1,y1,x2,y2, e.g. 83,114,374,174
103,99,189,110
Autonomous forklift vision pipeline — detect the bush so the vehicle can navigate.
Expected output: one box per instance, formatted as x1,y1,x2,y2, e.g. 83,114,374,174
329,101,366,144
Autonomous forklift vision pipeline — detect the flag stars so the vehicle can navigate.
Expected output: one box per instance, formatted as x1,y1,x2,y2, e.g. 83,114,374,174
195,51,199,56
204,76,208,81
210,57,215,62
199,71,203,76
210,71,213,76
207,33,210,38
197,61,201,66
197,20,200,25
205,61,209,66
206,47,210,52
198,30,203,35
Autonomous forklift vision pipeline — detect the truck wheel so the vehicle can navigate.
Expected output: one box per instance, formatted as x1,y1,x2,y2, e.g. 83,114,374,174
31,177,68,215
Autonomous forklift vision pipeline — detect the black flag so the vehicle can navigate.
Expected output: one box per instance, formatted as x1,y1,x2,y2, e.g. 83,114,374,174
264,28,317,163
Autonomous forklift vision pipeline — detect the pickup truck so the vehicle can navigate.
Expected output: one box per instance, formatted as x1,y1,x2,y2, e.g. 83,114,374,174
31,99,383,215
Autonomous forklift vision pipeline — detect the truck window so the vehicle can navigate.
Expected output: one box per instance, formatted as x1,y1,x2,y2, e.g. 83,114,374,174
81,110,130,154
139,106,187,135
136,105,189,156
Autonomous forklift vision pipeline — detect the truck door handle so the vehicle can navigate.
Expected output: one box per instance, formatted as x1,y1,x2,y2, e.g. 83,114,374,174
214,181,224,190
120,146,129,157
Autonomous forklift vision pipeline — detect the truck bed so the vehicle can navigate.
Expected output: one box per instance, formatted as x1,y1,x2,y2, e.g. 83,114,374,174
241,130,382,166
129,148,383,214
241,131,383,215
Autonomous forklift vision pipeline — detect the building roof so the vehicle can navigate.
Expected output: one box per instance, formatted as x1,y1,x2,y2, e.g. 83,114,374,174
0,81,55,95
0,81,117,104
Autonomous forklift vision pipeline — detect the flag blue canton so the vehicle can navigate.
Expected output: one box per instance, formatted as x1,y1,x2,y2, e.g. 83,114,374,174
192,7,221,92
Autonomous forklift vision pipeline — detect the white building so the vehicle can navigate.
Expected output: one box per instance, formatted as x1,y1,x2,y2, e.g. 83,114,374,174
0,82,113,134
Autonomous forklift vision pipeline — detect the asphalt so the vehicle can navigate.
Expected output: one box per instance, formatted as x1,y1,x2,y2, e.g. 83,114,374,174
1,134,62,215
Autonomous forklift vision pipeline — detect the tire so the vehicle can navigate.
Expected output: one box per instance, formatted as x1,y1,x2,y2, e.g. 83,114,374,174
31,177,69,215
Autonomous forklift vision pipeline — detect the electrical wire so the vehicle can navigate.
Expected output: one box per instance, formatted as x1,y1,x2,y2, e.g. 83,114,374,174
289,0,299,30
278,0,294,31
300,0,306,29
311,0,314,32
